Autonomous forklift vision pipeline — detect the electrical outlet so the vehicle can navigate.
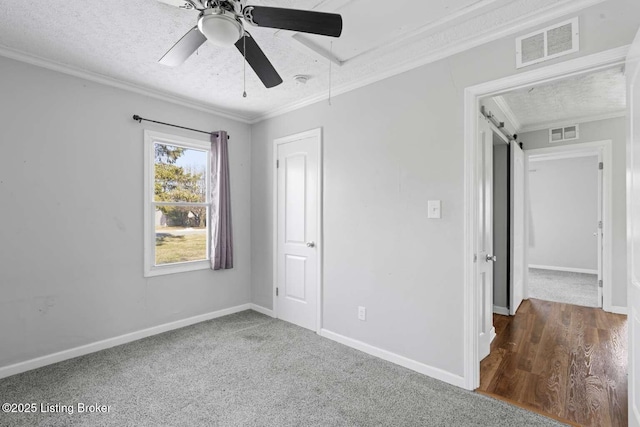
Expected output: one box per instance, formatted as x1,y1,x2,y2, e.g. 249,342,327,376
358,306,366,321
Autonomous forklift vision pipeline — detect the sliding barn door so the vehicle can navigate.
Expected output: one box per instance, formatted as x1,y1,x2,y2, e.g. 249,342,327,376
626,28,640,427
510,142,525,315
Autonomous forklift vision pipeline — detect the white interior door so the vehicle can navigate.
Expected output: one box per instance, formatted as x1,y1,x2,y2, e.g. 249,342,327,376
275,130,321,332
510,142,525,315
626,29,640,427
477,114,495,361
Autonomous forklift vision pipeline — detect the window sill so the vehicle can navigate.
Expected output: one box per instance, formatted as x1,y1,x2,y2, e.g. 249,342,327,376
144,260,210,277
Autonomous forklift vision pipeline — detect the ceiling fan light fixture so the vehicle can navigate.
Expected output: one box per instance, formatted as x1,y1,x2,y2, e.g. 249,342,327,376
198,9,243,47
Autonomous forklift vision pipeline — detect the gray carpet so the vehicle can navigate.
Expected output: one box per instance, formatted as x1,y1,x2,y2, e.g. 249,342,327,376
0,311,564,427
528,268,599,308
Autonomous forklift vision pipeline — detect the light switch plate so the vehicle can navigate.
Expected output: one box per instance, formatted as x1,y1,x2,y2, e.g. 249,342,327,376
428,200,441,219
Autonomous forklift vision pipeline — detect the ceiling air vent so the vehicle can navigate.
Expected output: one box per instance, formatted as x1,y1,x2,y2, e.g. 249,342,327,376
516,18,579,68
549,124,579,143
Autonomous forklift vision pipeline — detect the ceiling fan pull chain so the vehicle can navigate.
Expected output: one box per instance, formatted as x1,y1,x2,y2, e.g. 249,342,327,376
242,34,247,98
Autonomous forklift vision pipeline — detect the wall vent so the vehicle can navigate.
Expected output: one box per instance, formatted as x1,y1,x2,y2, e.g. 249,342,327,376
516,18,579,68
549,124,579,143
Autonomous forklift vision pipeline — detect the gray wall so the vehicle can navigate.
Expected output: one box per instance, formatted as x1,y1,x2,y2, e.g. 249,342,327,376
528,156,599,270
0,56,252,367
493,141,509,309
250,0,640,377
520,116,627,306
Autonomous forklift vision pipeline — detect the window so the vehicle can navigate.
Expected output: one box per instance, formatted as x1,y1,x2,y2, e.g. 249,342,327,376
144,130,210,277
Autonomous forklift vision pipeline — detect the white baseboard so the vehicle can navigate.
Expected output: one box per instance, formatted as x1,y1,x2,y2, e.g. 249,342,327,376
605,305,628,315
319,329,465,389
0,303,252,380
249,304,274,317
529,264,598,275
493,305,510,316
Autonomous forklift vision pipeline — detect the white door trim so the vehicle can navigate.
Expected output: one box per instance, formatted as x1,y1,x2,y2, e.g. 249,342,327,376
510,142,525,315
463,45,628,391
524,140,612,311
272,128,323,333
626,30,640,427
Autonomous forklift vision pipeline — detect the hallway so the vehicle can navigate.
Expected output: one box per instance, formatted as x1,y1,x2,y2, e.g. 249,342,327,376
478,299,627,426
528,268,599,308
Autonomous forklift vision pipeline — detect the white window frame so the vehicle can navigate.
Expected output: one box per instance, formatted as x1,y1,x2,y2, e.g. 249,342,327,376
144,130,211,277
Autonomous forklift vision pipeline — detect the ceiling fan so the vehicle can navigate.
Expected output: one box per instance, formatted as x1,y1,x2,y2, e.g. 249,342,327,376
157,0,343,88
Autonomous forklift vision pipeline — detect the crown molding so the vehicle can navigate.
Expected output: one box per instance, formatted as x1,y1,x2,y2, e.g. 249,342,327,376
492,95,522,132
0,0,608,126
342,0,509,65
0,45,252,124
287,0,508,66
519,110,626,133
249,0,607,123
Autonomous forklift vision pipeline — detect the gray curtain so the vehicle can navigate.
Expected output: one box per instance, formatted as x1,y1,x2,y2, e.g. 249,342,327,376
210,131,233,270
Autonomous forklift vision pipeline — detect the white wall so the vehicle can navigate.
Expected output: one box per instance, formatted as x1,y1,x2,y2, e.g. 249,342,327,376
0,56,252,368
520,116,627,306
528,156,599,271
250,0,639,379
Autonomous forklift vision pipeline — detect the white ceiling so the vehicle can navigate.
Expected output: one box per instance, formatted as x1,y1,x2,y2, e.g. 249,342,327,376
493,65,626,131
0,0,604,122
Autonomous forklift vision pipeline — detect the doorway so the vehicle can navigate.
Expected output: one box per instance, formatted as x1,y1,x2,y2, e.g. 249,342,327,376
526,141,612,309
463,46,629,426
273,128,323,332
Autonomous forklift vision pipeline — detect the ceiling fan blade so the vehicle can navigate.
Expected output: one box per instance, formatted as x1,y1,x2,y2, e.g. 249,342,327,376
245,6,342,37
159,26,207,66
235,33,283,88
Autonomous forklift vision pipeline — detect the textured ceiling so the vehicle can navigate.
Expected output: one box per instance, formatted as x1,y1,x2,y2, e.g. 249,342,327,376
494,66,626,131
0,0,601,122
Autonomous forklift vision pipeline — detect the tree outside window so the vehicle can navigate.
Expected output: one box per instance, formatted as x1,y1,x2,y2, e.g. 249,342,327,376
153,142,209,266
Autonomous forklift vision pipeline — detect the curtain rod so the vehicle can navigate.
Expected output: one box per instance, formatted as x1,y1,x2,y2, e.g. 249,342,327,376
132,115,229,139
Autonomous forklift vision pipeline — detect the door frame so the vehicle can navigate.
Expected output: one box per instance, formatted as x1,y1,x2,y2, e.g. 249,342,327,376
510,141,525,315
525,141,613,310
463,45,628,390
626,31,640,427
272,128,324,333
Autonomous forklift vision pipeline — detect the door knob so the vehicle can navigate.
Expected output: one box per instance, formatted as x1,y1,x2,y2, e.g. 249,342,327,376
486,254,497,262
306,242,315,248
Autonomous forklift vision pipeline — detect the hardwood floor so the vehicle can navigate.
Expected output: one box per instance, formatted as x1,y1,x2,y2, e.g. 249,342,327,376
479,299,627,427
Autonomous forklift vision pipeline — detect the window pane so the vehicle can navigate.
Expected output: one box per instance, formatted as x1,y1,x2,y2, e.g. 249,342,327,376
155,207,207,265
154,143,207,203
